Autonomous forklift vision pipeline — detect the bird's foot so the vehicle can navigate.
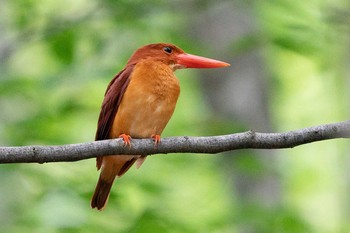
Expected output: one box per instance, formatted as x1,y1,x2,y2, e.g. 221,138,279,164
151,134,161,146
119,134,132,147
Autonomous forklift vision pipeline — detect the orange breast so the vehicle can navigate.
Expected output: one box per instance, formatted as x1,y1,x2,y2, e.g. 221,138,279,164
110,60,180,139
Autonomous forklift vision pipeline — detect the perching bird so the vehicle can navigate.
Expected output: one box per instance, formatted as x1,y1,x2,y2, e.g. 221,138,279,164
91,43,229,210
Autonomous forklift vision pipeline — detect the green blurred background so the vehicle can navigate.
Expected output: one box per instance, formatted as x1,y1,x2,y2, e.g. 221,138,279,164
0,0,349,232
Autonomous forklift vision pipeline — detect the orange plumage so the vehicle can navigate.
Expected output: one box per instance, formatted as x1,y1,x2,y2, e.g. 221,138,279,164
91,43,229,210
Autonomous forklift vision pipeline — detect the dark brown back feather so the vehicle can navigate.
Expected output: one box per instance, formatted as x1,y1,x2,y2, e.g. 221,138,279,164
95,65,135,169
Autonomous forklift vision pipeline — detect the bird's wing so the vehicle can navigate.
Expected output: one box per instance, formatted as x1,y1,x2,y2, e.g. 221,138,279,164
95,65,135,170
95,65,134,141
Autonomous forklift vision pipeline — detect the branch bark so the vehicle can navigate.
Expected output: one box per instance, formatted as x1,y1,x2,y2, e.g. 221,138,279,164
0,120,349,164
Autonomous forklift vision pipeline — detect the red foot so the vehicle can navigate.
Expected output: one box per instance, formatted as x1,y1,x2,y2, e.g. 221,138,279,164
151,134,161,145
119,134,132,147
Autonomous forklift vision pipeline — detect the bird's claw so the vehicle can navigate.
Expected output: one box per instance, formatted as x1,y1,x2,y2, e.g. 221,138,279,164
151,134,161,146
119,134,132,147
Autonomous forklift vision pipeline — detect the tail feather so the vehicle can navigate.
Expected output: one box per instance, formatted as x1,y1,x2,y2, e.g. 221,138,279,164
91,155,146,210
91,176,115,210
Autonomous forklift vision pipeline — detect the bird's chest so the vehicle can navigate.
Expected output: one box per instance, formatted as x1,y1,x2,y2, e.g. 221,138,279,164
111,63,180,138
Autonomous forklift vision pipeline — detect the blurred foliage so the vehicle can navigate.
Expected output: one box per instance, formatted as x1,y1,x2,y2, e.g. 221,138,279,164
0,0,349,233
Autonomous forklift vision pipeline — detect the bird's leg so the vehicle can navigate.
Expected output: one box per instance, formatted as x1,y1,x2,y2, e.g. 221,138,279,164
151,134,161,146
119,134,132,147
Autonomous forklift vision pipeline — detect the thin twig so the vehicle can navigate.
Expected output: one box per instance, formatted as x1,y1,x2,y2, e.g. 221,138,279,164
0,120,349,164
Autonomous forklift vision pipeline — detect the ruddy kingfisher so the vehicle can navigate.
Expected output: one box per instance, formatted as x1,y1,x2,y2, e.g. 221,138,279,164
91,43,229,210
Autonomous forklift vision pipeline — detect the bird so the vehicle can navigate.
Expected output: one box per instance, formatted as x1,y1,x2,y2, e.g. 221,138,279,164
91,43,230,210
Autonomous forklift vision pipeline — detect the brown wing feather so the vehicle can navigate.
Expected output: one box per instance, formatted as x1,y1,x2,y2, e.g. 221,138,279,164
95,65,135,169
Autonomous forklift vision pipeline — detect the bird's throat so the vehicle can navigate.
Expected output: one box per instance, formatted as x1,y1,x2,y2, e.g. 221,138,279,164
110,60,180,139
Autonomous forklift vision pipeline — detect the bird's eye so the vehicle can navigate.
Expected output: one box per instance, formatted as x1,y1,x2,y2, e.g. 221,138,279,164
163,47,172,54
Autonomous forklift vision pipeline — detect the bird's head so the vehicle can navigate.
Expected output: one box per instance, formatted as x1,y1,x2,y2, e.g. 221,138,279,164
127,43,230,71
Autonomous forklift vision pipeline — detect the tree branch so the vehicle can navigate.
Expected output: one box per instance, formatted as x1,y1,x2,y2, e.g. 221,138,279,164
0,120,349,164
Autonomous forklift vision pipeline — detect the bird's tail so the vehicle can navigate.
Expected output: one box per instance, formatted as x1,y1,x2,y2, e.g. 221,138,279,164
90,175,115,210
91,155,146,210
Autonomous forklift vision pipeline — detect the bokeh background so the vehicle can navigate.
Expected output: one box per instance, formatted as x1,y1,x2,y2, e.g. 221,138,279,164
1,0,350,232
